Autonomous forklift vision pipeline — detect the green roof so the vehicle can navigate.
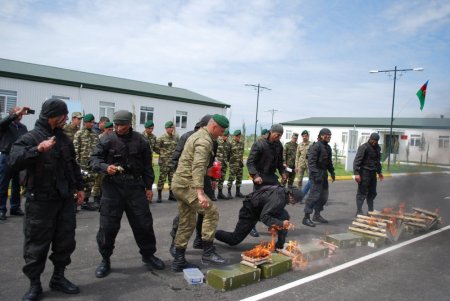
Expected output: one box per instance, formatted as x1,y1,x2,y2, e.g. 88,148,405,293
0,58,230,108
282,117,450,129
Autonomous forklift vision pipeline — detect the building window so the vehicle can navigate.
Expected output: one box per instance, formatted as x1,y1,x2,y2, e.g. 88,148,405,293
342,132,348,144
0,89,17,119
438,136,449,149
99,101,115,120
359,133,370,145
175,111,187,129
285,130,292,140
410,135,421,147
140,106,154,125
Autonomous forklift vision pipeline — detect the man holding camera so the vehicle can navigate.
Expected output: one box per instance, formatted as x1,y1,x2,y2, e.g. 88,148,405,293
0,106,30,220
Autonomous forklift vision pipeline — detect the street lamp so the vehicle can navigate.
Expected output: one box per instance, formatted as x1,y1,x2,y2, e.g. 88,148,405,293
245,83,271,143
370,66,424,170
265,108,279,126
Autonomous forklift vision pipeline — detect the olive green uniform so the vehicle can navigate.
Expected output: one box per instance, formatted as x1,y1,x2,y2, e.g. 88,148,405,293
283,141,298,187
143,131,158,154
156,132,179,190
227,139,244,189
63,123,79,141
295,140,311,187
73,128,99,198
216,136,231,190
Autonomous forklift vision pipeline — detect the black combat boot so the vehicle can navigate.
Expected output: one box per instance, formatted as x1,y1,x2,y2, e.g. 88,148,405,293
210,191,218,202
49,267,80,294
202,241,227,265
168,190,176,201
235,187,244,198
249,227,260,237
217,189,227,200
95,258,111,278
81,198,96,211
302,214,315,227
169,239,177,258
227,187,233,199
193,215,203,249
22,280,43,301
142,254,165,270
172,248,199,272
312,212,328,223
157,190,162,203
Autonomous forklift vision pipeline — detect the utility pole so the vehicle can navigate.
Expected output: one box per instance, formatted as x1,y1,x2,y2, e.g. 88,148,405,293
245,83,271,144
265,108,278,126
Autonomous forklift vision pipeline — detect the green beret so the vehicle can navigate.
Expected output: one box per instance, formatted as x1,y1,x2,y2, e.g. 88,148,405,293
223,129,229,136
233,129,241,136
104,122,113,129
113,110,132,125
292,133,299,138
83,113,95,122
212,114,229,128
261,129,268,135
301,130,309,136
145,120,154,128
165,121,174,128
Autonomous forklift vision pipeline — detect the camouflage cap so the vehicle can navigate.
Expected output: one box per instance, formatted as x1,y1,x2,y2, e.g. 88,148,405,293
104,121,113,129
292,133,299,138
113,110,132,125
165,121,174,128
72,112,82,118
83,113,95,122
212,114,229,129
233,129,241,136
145,120,154,128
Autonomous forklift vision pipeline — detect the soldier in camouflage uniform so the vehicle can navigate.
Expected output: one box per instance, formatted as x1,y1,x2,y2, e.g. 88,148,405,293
283,133,298,187
142,120,158,154
260,128,269,140
227,130,245,198
92,116,110,205
156,121,179,202
171,114,229,272
100,122,113,138
73,113,99,210
63,112,82,141
216,129,231,199
295,130,311,188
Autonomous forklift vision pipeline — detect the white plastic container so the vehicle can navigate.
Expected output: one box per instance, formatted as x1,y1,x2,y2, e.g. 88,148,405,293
183,268,204,285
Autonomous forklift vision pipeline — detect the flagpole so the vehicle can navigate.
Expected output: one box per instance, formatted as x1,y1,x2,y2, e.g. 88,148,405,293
369,66,424,170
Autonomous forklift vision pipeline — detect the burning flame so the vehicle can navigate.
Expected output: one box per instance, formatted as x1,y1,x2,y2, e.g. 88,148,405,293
242,243,272,259
282,240,308,270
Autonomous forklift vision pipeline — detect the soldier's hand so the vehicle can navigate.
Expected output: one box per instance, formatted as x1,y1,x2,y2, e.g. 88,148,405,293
253,176,263,185
197,189,210,208
37,137,56,153
378,173,384,181
14,106,30,116
331,174,336,182
76,190,85,205
355,175,361,183
106,165,119,175
146,189,153,203
282,220,291,229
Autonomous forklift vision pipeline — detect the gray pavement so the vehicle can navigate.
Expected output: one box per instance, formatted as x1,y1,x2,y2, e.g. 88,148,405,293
0,174,449,301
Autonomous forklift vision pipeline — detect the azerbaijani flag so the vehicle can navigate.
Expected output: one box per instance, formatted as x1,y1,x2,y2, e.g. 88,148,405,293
416,80,428,111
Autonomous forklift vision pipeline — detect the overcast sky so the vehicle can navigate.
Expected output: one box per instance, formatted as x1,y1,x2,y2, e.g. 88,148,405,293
1,0,449,131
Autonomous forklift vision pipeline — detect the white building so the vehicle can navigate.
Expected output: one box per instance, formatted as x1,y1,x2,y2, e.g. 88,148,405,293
281,117,450,166
0,58,230,136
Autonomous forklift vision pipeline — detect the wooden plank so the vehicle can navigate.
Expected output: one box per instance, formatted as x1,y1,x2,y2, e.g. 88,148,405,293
352,221,386,233
355,218,388,228
356,215,392,224
348,226,387,237
412,207,439,217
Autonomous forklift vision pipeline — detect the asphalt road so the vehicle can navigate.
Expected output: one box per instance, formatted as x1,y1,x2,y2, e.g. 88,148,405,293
0,173,449,301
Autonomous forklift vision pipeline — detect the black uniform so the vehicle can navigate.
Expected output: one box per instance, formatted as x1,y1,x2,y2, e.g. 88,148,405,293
304,140,335,215
215,185,290,249
247,138,285,189
8,118,83,282
90,130,157,260
353,141,382,212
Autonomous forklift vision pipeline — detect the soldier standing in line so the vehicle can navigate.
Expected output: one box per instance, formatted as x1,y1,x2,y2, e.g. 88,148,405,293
226,130,245,199
73,113,99,210
171,114,229,272
90,110,165,279
100,122,113,137
156,121,179,203
216,129,231,200
260,128,269,140
92,116,110,135
353,132,383,216
283,132,298,188
63,112,82,141
295,130,311,188
302,128,335,227
142,120,158,153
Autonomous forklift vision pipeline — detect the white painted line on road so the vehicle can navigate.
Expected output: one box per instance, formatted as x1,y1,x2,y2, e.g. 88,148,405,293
240,225,450,301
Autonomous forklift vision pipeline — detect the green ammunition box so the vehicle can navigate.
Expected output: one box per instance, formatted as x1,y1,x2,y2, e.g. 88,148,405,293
260,253,292,279
350,232,386,248
298,243,329,261
206,263,260,292
325,232,364,248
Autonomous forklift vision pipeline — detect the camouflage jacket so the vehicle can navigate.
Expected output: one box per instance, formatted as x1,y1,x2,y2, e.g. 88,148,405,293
229,139,244,165
216,136,231,164
283,141,298,168
73,127,99,169
63,123,79,141
142,131,158,154
172,127,214,188
156,132,179,163
295,140,311,169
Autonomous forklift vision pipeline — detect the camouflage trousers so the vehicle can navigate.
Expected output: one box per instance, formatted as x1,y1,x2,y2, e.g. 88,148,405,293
92,173,104,198
172,183,219,248
227,162,243,188
217,161,228,190
81,167,96,199
286,165,296,187
157,162,174,190
297,166,308,187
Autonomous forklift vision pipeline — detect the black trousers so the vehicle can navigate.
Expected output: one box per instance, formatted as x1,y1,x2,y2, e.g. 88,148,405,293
97,178,157,259
215,201,288,249
23,196,76,281
356,169,378,212
304,171,329,215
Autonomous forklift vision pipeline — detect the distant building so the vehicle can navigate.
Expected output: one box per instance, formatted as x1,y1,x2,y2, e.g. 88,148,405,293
0,58,230,136
281,117,450,166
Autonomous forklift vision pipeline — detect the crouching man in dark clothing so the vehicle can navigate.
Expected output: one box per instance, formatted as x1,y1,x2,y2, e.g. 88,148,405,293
8,98,85,301
215,186,303,249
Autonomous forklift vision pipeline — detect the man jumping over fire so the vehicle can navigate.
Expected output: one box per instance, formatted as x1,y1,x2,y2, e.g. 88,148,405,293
215,185,303,249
